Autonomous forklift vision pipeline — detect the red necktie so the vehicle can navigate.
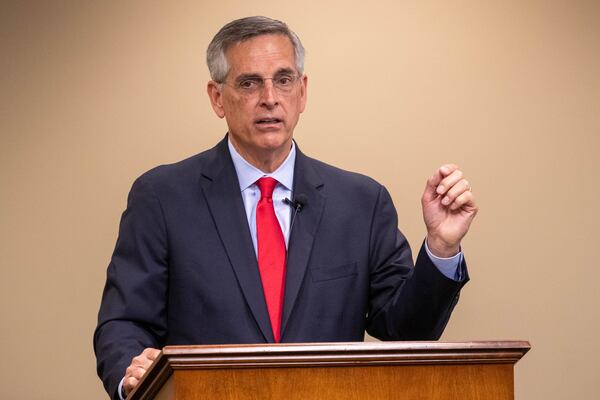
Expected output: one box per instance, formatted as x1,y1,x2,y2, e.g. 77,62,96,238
256,177,286,342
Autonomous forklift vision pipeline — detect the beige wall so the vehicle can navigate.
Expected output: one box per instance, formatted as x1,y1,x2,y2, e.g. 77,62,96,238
1,1,598,398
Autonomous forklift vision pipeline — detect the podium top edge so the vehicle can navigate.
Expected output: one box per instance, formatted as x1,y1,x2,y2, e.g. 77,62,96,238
162,340,531,356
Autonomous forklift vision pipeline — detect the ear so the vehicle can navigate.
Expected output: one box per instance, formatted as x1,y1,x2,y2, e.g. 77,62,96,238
207,80,226,118
299,74,308,114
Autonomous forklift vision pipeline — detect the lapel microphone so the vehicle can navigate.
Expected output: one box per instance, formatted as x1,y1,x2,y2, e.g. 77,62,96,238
284,195,306,213
284,194,307,235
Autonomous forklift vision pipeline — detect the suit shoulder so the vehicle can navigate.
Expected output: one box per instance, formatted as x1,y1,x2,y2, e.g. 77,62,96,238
132,145,217,189
304,155,383,193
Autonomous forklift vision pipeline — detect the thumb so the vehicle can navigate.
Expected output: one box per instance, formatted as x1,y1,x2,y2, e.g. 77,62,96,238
422,170,443,203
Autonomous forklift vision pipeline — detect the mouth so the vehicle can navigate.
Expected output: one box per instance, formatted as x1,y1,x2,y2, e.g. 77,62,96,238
255,117,283,125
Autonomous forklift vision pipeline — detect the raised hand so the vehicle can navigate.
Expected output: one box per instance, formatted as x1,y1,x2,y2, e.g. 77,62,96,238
421,164,478,257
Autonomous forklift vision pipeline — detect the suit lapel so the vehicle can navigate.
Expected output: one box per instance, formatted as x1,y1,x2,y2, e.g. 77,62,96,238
281,149,325,337
198,139,274,342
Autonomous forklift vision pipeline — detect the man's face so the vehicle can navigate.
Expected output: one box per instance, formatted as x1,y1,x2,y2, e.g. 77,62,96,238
207,34,307,158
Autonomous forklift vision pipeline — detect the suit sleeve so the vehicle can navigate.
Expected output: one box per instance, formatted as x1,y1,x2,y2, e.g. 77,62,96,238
93,175,169,400
365,185,468,341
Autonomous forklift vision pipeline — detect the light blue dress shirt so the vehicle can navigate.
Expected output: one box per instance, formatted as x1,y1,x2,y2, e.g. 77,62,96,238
228,139,295,252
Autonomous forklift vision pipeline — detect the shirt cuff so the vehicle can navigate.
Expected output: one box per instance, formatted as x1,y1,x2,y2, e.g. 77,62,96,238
424,238,463,281
118,377,126,400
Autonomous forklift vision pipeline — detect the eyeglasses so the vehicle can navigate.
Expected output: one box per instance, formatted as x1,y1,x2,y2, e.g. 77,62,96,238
222,72,302,96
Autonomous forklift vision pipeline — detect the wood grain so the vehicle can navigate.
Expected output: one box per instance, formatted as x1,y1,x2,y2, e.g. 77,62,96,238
175,364,514,400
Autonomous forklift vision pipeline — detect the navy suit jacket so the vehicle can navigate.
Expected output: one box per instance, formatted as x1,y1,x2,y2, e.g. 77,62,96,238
94,137,468,399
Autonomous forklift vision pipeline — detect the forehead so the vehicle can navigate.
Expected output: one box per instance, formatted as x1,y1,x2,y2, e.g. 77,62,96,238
225,34,296,77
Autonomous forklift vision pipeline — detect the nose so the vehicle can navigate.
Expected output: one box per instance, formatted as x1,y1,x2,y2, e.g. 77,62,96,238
259,79,278,109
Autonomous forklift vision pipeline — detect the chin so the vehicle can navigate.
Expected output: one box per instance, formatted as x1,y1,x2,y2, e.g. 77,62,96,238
255,132,292,151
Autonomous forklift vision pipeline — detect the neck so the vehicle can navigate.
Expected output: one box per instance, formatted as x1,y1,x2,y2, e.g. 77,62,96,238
230,138,292,173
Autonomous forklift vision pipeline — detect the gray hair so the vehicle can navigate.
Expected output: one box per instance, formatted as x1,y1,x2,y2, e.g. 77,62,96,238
207,16,305,83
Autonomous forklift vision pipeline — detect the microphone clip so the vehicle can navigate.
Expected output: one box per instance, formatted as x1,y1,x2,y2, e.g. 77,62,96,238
284,197,304,213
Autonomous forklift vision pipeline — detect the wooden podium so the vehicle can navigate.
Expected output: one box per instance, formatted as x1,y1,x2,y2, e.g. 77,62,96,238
129,341,530,400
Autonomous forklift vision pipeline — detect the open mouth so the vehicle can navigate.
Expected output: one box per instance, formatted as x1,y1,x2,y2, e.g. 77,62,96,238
255,118,282,125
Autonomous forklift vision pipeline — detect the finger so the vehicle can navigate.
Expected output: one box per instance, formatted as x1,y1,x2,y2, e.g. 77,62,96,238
423,171,442,202
423,164,461,203
441,178,470,206
449,190,475,211
132,354,149,368
424,163,454,202
439,163,458,177
124,376,139,395
144,348,161,361
436,169,463,196
431,163,459,187
126,365,147,380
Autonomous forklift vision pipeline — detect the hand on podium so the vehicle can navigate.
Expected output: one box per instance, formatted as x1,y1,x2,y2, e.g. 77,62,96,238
123,347,160,397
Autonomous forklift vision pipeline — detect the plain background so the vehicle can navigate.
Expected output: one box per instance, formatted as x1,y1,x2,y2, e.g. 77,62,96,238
1,1,598,399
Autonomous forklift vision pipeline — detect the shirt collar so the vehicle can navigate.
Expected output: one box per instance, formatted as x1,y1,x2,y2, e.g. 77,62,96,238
227,137,295,192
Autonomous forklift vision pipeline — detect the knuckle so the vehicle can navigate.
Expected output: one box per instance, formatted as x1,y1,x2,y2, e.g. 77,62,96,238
144,348,159,359
126,377,138,386
448,186,461,198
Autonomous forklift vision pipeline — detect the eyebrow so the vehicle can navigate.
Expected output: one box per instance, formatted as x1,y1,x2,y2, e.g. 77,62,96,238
233,68,297,84
274,68,296,76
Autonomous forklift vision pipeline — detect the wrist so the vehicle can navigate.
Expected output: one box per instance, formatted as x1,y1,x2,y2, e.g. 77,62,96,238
426,236,460,258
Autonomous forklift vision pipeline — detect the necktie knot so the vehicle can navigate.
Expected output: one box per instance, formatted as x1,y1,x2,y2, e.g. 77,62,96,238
257,177,278,200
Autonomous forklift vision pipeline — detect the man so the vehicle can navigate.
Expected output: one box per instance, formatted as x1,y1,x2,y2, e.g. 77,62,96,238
94,16,477,400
